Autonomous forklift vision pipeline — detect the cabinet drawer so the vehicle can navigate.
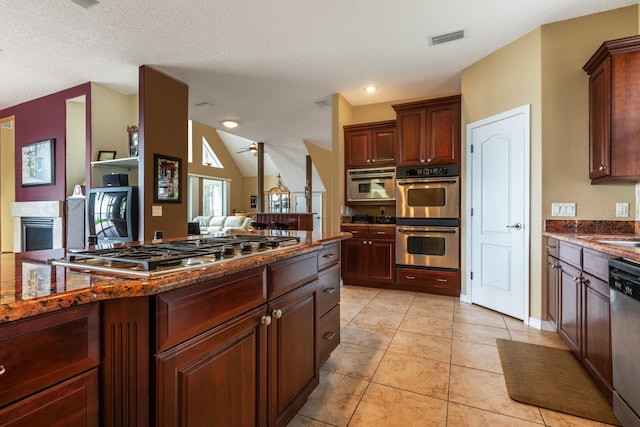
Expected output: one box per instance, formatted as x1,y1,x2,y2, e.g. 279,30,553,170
0,304,99,408
583,248,612,282
0,368,99,426
268,252,318,299
317,264,340,316
341,226,368,238
155,267,266,352
559,241,582,268
318,242,340,271
318,304,340,365
396,268,458,290
546,237,559,258
369,227,395,240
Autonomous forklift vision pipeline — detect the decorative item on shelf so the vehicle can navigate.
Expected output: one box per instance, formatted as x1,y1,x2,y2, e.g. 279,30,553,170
97,150,116,161
154,153,181,203
127,125,139,157
21,138,55,187
265,174,290,213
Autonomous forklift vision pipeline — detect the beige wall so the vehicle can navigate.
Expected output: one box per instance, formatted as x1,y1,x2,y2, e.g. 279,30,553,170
66,98,86,196
190,121,247,214
0,118,15,252
242,175,280,213
90,83,139,186
304,140,332,230
541,6,638,222
461,5,639,322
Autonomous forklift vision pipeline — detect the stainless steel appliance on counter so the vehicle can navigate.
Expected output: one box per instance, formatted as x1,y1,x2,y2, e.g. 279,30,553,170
346,167,396,203
609,258,640,427
52,233,302,277
395,164,460,270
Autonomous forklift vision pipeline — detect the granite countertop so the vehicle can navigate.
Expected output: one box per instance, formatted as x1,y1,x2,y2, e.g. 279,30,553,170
341,223,396,227
0,230,351,324
543,231,640,262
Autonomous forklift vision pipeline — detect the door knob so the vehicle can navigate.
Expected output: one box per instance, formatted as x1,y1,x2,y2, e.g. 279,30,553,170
506,223,523,230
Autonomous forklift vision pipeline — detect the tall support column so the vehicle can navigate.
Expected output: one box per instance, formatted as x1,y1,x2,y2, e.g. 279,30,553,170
305,155,312,213
257,142,265,212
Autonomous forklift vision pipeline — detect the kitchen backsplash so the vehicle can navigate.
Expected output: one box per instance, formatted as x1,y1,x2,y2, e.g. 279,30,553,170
545,219,636,234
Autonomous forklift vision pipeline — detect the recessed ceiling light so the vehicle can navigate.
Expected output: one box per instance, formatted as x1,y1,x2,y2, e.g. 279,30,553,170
70,0,99,8
195,101,215,109
364,85,378,94
222,120,239,129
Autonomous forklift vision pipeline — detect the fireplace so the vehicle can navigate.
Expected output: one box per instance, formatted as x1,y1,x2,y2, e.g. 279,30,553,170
11,201,64,253
22,218,54,251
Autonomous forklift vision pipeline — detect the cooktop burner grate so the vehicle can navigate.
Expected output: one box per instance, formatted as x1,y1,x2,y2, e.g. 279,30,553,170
62,235,301,272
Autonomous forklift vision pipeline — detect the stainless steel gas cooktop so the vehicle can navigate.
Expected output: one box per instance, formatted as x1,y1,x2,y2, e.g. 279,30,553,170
52,234,302,277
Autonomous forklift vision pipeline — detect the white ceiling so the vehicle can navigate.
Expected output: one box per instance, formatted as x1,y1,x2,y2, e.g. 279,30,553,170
1,0,637,190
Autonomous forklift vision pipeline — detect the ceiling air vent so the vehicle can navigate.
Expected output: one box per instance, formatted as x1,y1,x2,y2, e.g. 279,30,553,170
430,30,464,45
314,100,331,109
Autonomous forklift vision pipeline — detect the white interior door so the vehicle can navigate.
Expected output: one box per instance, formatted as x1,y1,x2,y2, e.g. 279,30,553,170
293,192,322,232
467,105,530,320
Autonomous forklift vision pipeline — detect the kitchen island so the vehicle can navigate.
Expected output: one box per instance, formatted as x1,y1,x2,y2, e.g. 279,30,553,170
0,230,349,427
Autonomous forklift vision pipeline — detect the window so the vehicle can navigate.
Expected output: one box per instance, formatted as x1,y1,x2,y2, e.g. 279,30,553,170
187,175,229,220
202,136,223,168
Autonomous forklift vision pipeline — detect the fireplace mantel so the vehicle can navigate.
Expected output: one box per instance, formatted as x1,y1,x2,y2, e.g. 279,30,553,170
11,201,64,252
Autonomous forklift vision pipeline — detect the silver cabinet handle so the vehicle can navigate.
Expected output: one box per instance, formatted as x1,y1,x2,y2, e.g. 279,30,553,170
272,309,282,319
323,287,336,294
261,315,272,325
436,278,448,282
0,365,5,376
405,275,416,280
323,253,335,258
323,331,336,340
506,223,523,230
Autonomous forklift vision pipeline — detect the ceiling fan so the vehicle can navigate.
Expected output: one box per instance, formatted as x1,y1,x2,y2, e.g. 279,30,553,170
236,142,260,155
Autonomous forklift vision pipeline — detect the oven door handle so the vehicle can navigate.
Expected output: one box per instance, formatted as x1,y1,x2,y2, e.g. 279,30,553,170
397,178,458,185
398,228,458,234
351,176,394,181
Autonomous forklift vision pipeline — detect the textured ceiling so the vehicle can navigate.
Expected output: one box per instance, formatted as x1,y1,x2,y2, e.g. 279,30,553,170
0,0,637,188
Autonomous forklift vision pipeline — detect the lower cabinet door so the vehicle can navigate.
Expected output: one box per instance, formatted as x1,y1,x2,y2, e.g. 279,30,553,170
559,262,581,357
268,282,318,427
369,240,395,283
155,305,268,427
0,368,99,427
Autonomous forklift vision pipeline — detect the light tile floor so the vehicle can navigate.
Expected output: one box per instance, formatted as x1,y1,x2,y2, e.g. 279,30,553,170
287,285,616,427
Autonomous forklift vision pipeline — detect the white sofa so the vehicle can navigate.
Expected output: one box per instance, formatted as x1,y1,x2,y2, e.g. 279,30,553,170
191,215,253,235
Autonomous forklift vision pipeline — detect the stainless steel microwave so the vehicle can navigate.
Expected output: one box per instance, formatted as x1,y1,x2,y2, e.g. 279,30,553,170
346,167,396,203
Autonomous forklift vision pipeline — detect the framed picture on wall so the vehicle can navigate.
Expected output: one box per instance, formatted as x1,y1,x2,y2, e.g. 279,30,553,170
154,154,181,203
21,139,55,187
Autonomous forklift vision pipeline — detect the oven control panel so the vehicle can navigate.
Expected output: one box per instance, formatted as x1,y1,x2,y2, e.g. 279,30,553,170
396,164,459,178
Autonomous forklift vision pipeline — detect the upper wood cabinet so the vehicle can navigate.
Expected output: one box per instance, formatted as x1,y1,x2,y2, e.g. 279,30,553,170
393,95,461,167
344,120,396,168
584,35,640,183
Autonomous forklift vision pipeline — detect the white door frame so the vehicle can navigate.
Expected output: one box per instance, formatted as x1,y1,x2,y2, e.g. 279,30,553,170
464,104,530,323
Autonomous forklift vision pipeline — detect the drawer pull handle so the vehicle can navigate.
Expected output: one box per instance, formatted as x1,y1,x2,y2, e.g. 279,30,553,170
323,287,336,294
272,309,283,319
0,365,5,376
405,275,416,280
261,315,272,326
376,231,386,235
323,331,336,340
323,253,335,258
436,278,448,282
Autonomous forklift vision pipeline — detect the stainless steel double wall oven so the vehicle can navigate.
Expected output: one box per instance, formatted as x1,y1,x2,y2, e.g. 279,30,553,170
396,164,460,270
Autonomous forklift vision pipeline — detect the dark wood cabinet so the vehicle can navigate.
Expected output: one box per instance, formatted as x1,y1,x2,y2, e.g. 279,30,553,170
559,260,582,355
0,304,99,426
316,243,341,366
344,120,396,168
155,305,268,427
341,225,395,286
584,35,640,183
267,282,318,427
551,239,613,400
396,267,460,297
393,95,461,167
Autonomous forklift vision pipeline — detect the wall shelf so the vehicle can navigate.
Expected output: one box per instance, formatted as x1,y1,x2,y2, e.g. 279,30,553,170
90,156,139,171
